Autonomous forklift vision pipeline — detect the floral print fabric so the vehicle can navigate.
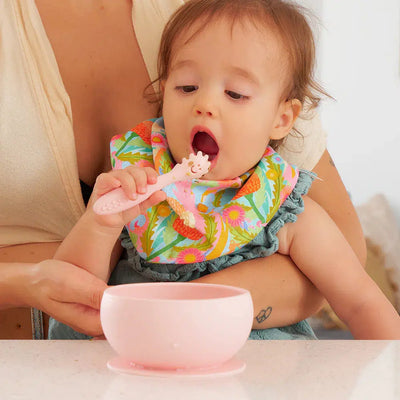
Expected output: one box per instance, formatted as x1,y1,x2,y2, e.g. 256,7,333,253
110,118,299,264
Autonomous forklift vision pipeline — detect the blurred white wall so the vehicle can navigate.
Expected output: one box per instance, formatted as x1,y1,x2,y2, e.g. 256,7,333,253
302,0,400,224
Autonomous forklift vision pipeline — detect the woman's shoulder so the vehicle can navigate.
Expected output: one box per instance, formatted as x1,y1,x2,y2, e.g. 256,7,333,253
133,1,187,83
279,109,327,171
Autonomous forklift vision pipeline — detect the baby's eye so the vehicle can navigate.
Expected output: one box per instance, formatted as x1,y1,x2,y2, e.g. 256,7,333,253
225,90,249,100
176,85,198,93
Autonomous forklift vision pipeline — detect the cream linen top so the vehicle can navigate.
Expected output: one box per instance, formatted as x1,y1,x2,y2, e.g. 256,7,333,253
0,0,326,247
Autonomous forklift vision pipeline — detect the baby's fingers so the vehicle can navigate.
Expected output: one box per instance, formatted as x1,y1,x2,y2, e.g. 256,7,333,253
121,167,158,199
139,190,167,213
143,167,159,185
94,173,121,196
122,190,166,222
120,167,149,199
94,167,159,203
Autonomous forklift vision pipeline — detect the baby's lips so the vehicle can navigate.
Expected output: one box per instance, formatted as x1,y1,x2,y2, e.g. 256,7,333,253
190,126,219,160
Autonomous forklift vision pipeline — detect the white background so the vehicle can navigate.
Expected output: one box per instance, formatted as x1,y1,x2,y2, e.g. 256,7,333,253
302,0,400,224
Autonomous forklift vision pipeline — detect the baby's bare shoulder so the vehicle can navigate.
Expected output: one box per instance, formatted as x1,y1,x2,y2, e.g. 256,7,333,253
276,196,324,256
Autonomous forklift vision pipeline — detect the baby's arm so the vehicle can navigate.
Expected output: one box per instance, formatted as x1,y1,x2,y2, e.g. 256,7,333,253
279,196,400,339
54,167,166,282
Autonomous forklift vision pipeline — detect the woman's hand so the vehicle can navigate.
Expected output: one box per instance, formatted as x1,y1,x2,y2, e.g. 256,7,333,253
24,259,108,336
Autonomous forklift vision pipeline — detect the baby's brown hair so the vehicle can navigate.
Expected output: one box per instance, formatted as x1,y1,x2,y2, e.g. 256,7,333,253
149,0,328,148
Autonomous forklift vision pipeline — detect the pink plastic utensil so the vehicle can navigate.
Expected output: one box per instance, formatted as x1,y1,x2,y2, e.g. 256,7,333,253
93,152,211,215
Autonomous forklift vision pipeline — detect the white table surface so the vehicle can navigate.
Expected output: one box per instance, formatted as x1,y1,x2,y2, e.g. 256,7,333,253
0,340,399,400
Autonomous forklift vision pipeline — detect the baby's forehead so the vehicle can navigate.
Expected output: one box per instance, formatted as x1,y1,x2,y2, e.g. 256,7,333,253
169,16,291,78
172,15,285,56
172,13,283,47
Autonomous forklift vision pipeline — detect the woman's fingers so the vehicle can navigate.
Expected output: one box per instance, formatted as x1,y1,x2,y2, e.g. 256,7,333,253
31,260,108,335
35,260,107,308
92,335,106,340
47,300,104,336
55,267,107,309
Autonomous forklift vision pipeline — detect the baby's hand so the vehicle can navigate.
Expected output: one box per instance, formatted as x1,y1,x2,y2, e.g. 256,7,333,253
89,167,166,227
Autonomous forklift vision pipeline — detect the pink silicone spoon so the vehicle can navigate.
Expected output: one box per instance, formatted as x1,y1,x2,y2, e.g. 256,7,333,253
93,152,211,215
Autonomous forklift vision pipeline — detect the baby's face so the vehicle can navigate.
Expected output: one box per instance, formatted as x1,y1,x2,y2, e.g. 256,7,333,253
162,17,293,180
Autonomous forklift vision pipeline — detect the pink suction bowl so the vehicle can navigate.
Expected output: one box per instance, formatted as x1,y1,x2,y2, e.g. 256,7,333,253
101,282,253,371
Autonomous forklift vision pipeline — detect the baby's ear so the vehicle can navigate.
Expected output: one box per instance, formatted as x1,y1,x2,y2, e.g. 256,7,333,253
270,99,302,141
160,80,166,93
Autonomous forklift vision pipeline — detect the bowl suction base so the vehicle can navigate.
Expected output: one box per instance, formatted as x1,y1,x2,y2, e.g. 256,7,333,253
107,356,246,378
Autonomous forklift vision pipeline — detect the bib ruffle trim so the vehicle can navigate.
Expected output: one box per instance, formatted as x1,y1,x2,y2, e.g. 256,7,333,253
119,169,315,282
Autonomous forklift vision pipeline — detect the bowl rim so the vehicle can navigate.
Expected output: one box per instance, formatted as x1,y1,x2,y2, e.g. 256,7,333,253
103,282,251,303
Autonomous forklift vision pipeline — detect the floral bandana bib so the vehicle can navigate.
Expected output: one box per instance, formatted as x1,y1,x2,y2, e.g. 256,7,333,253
110,118,299,264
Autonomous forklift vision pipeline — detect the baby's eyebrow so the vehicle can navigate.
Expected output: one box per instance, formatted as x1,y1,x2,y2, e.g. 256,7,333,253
170,59,196,72
228,66,260,86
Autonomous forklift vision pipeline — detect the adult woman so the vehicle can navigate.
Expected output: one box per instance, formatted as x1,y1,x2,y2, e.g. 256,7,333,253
0,0,366,339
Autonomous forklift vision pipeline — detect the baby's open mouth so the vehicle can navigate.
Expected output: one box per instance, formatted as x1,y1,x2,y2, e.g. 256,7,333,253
191,131,219,161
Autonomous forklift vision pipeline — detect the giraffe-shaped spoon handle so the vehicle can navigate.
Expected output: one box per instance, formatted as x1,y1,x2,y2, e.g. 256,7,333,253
93,152,210,215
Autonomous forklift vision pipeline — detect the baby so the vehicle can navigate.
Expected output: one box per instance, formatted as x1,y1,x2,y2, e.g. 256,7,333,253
52,0,400,339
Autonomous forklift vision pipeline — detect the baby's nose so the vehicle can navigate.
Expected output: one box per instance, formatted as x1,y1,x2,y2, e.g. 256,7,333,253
193,97,217,117
193,104,214,116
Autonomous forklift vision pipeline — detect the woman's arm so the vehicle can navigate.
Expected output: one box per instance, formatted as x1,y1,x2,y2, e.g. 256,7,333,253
195,150,367,329
0,242,108,336
285,196,400,339
195,252,323,329
307,150,367,265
